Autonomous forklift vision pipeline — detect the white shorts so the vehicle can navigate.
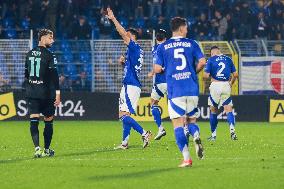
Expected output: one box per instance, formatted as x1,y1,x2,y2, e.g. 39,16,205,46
208,81,233,108
119,85,141,114
151,83,167,101
168,96,199,119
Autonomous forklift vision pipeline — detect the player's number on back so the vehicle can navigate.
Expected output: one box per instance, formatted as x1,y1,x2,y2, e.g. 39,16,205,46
29,57,41,77
216,62,225,77
174,48,186,71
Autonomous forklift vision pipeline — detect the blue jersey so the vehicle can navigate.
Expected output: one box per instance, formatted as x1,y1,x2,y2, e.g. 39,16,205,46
152,44,166,84
156,37,204,99
123,40,143,87
205,54,236,81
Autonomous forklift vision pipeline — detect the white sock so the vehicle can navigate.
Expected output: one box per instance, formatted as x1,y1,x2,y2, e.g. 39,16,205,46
193,131,200,141
122,135,129,145
230,124,235,133
212,130,217,137
159,126,164,132
182,145,190,161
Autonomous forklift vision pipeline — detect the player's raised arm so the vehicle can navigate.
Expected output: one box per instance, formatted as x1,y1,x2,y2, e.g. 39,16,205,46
106,8,130,45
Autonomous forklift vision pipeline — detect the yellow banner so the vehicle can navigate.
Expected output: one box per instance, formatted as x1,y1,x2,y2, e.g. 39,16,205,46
269,99,284,122
131,96,169,121
0,92,17,121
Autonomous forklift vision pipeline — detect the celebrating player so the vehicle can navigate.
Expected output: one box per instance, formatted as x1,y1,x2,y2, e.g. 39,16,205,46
148,29,167,140
106,8,152,149
24,29,60,158
204,46,238,141
154,17,206,167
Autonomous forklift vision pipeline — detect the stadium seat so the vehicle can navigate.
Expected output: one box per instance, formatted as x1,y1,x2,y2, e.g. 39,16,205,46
135,18,145,28
119,17,129,28
61,41,71,51
64,64,77,80
21,19,30,30
2,18,15,28
62,52,74,63
79,52,91,64
5,29,17,39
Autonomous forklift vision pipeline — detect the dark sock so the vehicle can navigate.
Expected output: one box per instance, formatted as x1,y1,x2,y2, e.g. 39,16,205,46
43,120,54,149
30,118,40,147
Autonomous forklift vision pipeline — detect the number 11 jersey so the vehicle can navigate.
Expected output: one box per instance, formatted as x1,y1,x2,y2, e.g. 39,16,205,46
25,46,58,99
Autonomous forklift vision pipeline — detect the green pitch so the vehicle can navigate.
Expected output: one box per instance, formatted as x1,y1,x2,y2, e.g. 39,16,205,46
0,121,283,189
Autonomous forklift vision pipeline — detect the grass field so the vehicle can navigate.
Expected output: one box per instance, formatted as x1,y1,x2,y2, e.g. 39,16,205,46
0,121,283,189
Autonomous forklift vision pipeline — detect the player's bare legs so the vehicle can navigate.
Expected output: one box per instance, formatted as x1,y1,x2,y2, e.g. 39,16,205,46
224,105,238,140
185,117,204,160
151,99,166,140
208,106,218,141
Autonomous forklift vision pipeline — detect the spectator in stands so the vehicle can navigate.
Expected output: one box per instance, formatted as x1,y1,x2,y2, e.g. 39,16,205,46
72,16,92,39
253,12,268,39
238,1,253,39
58,0,76,36
59,74,71,91
194,13,210,40
42,0,58,35
0,73,11,92
225,13,237,41
166,0,177,18
149,0,163,18
73,71,90,91
213,10,227,40
29,0,43,29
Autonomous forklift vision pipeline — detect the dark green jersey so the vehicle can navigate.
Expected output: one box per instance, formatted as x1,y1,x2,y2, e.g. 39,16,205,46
24,46,59,99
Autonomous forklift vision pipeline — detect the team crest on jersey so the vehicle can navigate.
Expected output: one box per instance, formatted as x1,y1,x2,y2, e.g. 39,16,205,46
270,60,284,94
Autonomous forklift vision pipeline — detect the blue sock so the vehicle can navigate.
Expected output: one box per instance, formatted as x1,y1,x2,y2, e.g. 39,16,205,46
151,105,162,128
210,112,218,136
174,127,190,160
227,112,235,130
121,116,131,143
122,115,144,135
187,123,200,138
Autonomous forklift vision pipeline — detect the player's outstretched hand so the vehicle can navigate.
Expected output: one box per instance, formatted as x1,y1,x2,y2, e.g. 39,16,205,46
106,8,115,20
54,94,61,107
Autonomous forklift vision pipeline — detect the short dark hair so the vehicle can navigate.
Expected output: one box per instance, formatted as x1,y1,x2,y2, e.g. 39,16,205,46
126,28,138,39
156,29,167,41
210,46,219,51
38,29,53,41
170,17,187,32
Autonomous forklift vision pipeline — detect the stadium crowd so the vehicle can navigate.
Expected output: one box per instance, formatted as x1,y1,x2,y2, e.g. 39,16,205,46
0,0,283,40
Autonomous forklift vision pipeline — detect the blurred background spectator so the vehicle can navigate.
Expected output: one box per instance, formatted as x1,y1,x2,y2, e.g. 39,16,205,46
0,0,282,40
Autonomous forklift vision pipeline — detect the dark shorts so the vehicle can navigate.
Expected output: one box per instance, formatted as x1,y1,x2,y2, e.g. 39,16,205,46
28,98,55,117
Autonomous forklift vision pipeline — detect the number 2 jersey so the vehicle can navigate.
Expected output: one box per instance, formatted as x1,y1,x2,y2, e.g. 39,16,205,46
156,37,204,99
24,46,59,99
204,54,236,81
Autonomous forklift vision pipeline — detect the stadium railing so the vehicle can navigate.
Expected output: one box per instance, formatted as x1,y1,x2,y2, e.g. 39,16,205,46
234,40,284,95
1,38,283,94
